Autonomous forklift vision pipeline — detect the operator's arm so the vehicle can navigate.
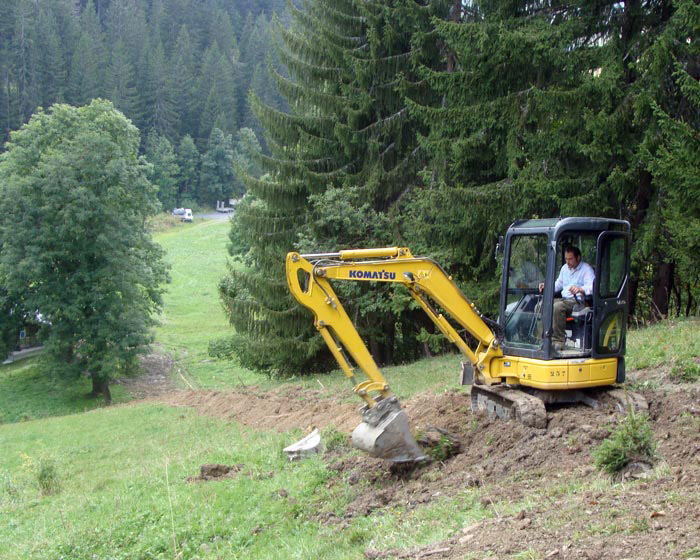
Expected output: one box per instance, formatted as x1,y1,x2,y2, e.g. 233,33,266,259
582,262,595,296
554,264,564,293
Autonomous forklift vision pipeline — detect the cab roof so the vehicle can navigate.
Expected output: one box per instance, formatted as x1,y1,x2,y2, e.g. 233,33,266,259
508,217,629,234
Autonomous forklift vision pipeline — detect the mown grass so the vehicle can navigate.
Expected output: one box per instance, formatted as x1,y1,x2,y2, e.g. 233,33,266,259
626,317,700,371
153,218,261,389
0,358,128,424
0,403,486,560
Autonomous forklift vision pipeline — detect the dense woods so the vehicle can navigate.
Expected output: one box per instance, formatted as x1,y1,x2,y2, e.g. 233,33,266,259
0,0,285,206
222,0,700,375
1,0,699,376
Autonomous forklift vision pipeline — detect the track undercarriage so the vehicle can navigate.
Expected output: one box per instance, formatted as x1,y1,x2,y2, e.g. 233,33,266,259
470,384,648,428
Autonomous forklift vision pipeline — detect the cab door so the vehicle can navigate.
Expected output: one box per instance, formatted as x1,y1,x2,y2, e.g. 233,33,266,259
592,231,630,358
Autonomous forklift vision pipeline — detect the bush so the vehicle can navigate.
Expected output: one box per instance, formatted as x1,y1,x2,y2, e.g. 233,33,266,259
593,409,657,475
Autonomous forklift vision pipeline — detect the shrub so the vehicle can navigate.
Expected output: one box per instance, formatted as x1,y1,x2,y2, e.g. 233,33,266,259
593,409,656,475
1,470,20,502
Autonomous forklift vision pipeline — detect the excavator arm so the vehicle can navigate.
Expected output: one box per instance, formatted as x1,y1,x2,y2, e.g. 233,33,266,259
286,247,504,462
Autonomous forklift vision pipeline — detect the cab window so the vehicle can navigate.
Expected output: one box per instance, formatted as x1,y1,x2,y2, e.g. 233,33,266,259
504,235,546,348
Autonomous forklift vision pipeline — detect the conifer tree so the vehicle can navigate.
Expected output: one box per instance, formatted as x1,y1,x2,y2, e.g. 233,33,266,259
68,0,105,106
106,39,139,121
170,25,198,139
35,6,66,108
176,134,200,205
199,127,235,206
232,127,261,197
198,44,239,140
407,0,677,316
145,131,180,211
220,0,450,373
637,0,700,316
141,38,177,139
12,0,39,122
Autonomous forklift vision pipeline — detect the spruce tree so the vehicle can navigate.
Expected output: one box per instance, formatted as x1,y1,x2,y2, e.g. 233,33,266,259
198,44,238,141
141,38,177,139
408,0,677,317
170,25,198,139
176,134,200,206
199,127,235,206
637,0,700,316
145,131,180,211
220,0,450,373
67,0,105,106
106,39,139,121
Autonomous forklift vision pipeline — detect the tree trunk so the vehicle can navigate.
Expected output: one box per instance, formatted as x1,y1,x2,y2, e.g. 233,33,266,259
102,379,112,405
627,171,654,319
91,376,112,404
652,260,674,319
91,376,102,397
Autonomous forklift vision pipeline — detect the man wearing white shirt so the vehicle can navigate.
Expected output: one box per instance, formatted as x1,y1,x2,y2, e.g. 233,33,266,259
539,246,595,351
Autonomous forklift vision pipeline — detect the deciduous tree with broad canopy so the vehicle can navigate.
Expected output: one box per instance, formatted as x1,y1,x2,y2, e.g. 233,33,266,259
0,99,170,403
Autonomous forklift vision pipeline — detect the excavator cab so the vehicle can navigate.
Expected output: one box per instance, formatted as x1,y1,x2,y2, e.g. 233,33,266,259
500,217,630,370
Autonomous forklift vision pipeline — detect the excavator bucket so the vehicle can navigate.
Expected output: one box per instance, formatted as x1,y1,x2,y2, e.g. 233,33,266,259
351,396,428,463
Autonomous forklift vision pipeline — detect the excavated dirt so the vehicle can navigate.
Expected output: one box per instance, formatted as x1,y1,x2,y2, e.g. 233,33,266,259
187,463,244,482
134,357,700,560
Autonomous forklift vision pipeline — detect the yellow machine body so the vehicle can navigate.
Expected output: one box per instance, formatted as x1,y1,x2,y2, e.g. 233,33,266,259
286,247,620,402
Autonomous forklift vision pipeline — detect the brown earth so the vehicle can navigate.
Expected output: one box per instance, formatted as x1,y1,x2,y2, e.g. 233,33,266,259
133,354,700,559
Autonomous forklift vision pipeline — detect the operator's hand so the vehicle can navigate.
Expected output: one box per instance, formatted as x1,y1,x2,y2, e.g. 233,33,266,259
538,282,544,293
570,285,582,296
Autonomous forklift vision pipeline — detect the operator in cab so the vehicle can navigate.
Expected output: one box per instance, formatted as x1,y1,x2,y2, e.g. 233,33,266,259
539,246,595,351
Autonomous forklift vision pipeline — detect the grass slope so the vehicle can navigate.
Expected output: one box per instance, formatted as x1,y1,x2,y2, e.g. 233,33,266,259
0,359,128,424
1,216,699,559
154,218,261,389
0,404,485,560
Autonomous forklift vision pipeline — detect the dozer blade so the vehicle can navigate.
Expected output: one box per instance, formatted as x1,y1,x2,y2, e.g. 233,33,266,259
351,396,428,463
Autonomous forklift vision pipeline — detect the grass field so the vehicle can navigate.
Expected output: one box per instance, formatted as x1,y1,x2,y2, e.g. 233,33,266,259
1,216,699,559
153,217,262,389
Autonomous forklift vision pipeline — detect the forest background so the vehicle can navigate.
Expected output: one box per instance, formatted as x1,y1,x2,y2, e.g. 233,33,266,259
2,0,700,377
1,0,287,209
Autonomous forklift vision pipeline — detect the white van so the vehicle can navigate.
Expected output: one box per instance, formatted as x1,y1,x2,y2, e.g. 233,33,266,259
181,209,193,222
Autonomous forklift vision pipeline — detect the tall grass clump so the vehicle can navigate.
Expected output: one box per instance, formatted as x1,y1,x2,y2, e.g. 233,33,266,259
669,358,700,383
593,409,657,475
21,454,61,496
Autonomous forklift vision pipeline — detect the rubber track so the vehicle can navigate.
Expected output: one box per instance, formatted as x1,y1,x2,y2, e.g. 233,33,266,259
470,385,547,429
603,388,648,413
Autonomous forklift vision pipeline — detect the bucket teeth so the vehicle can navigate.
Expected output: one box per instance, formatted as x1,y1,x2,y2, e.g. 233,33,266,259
351,397,427,463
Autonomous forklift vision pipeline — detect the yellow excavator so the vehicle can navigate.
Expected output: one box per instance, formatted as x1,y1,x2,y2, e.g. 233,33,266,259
286,217,645,462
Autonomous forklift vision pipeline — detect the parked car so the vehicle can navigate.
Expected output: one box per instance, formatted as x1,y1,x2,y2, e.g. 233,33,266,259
181,209,193,222
172,207,185,216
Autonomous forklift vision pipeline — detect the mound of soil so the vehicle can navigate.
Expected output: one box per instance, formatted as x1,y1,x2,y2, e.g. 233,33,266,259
158,386,361,432
187,463,244,482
